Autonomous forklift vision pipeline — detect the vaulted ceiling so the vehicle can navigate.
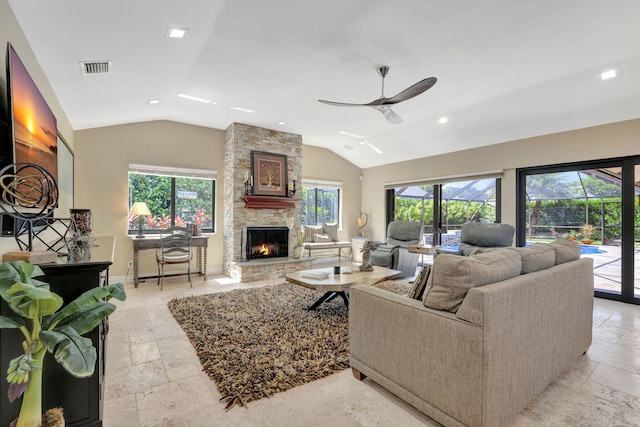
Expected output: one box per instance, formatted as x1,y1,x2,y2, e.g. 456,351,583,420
8,0,640,168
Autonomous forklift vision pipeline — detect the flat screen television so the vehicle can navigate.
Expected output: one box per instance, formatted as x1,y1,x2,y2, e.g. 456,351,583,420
2,42,58,236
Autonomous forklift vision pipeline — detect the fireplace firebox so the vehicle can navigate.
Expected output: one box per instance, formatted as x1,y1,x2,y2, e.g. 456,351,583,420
246,226,289,260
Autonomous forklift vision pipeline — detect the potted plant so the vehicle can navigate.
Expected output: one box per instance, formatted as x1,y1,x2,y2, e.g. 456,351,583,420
293,227,305,259
563,230,578,241
580,224,596,244
0,261,126,427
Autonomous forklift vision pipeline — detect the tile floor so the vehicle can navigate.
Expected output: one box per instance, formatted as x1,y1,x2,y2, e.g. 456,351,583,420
103,260,640,427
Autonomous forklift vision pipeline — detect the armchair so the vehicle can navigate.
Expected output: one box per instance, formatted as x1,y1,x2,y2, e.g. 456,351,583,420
441,222,515,256
369,221,423,276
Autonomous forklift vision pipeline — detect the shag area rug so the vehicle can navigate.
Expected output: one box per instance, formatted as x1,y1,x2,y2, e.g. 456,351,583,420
167,281,410,409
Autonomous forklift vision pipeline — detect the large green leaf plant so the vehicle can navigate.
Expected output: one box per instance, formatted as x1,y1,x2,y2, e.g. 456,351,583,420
0,261,126,427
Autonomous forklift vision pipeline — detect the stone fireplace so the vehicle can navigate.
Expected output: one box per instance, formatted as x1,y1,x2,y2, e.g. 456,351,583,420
223,123,312,281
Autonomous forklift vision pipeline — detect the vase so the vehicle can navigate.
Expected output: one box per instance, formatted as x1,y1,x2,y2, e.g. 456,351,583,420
293,246,304,259
70,208,92,236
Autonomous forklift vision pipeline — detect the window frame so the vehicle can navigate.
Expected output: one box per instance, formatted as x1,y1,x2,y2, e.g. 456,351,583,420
301,179,342,227
128,164,216,235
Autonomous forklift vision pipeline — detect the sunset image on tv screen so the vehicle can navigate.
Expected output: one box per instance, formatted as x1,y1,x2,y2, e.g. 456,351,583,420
9,45,57,182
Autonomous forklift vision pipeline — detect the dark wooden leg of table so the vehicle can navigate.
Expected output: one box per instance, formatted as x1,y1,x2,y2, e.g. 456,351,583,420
308,291,348,310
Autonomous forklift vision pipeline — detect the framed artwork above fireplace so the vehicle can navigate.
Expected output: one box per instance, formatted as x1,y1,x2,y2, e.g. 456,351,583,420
251,151,287,197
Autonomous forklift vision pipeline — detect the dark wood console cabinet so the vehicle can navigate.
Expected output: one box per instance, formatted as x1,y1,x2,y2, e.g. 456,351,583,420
0,236,115,427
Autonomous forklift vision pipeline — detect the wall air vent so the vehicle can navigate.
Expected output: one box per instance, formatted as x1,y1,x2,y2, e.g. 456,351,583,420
80,61,111,75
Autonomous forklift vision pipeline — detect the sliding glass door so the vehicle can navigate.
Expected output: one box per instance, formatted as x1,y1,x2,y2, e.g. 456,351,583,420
517,157,640,304
389,177,501,249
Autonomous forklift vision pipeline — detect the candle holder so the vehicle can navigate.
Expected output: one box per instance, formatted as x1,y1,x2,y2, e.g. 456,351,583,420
287,179,297,198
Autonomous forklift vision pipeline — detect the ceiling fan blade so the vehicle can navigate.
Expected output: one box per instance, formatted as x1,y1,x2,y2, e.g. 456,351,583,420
386,77,437,104
318,99,368,107
377,106,403,124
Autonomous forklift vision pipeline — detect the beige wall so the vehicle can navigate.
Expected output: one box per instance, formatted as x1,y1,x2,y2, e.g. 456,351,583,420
0,0,74,255
75,121,225,278
301,145,362,240
362,118,640,240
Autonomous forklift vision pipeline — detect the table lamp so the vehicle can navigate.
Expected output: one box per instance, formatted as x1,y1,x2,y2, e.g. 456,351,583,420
130,202,151,238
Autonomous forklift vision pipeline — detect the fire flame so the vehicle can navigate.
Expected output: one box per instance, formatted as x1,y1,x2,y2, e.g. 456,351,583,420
258,243,272,255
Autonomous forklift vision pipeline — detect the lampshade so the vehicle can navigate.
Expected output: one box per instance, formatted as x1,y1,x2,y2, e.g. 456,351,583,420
130,201,151,216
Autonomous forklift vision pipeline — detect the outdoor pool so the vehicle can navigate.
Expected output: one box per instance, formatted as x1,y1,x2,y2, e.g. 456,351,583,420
440,244,607,255
578,244,607,255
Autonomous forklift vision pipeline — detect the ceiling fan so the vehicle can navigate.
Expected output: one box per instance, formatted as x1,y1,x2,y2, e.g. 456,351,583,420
318,66,437,124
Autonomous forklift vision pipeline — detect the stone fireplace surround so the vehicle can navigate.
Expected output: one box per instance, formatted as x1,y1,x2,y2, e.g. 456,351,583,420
223,123,312,282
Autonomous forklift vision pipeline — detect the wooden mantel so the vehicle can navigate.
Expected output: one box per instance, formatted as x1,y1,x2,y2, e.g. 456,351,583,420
242,195,300,209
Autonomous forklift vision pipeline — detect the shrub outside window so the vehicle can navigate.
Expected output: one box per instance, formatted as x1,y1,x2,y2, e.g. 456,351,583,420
301,181,341,226
128,167,215,234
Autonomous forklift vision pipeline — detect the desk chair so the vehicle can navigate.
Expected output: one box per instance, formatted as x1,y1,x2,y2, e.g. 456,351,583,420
156,226,193,290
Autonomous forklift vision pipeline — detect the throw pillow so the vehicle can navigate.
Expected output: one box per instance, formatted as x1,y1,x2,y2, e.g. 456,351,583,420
548,238,581,264
313,233,332,243
407,265,431,300
304,225,323,243
423,250,522,313
505,243,555,273
322,223,339,241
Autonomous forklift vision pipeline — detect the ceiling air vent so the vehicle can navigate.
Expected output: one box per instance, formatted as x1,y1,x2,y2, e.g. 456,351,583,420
80,61,111,75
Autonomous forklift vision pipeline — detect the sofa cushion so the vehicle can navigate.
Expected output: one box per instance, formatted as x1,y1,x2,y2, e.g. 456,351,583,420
313,233,332,243
322,222,339,241
505,243,556,274
407,265,431,300
423,250,522,313
548,238,581,264
304,225,323,242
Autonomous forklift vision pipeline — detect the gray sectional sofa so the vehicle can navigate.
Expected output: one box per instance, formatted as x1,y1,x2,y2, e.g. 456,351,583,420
349,239,594,427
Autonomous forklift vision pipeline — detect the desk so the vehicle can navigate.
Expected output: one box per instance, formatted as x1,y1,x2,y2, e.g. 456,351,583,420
132,235,209,287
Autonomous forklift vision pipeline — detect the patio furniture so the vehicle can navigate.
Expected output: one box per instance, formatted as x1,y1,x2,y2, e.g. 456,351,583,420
439,222,514,256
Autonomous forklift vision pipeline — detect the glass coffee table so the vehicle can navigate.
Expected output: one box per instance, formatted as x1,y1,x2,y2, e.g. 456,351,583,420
285,265,401,310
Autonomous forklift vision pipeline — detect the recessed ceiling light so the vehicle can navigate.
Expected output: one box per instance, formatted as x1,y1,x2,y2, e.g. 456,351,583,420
438,117,449,124
600,69,618,80
277,121,287,126
359,141,366,146
178,93,211,104
166,27,189,38
230,107,254,113
339,131,366,138
147,99,160,105
344,145,354,150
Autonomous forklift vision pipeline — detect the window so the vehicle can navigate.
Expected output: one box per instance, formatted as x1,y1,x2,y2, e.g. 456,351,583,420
301,180,341,226
128,164,215,234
